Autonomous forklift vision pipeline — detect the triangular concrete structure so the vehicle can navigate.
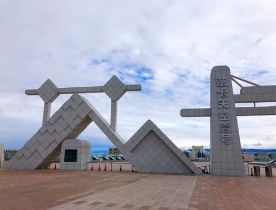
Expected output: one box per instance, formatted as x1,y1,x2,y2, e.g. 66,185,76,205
4,94,128,169
4,94,201,174
125,120,202,174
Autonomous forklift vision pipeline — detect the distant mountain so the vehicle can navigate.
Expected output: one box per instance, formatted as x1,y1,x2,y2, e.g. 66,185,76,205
242,149,276,153
188,148,276,153
91,149,109,153
92,148,276,154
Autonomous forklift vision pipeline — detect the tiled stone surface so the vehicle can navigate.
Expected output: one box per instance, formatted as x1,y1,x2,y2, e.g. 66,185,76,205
102,75,127,101
1,169,276,210
180,108,211,117
180,106,276,117
210,66,244,176
37,79,59,103
0,143,4,167
111,100,118,131
3,93,126,170
49,173,198,210
4,93,200,175
235,84,276,103
0,169,149,210
131,131,194,174
60,139,91,171
190,175,276,210
42,102,52,125
126,120,202,175
180,66,245,176
235,106,276,116
240,85,276,95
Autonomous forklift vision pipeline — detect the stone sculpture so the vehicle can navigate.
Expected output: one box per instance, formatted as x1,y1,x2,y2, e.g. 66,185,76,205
4,76,201,174
181,65,276,176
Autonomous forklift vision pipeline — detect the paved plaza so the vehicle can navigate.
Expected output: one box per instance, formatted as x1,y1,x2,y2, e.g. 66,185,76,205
1,168,276,210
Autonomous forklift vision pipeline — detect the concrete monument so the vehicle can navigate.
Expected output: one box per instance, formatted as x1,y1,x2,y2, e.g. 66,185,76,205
181,65,276,176
4,76,201,174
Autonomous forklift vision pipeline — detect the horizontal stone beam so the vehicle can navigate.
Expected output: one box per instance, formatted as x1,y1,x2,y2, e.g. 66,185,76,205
180,108,211,117
236,106,276,116
180,106,276,117
240,85,276,95
59,86,103,94
234,93,276,103
25,89,39,95
25,85,142,96
126,85,142,91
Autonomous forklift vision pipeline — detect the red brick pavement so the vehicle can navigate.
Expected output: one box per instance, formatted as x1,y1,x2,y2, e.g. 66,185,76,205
190,175,276,210
1,169,276,210
0,169,149,210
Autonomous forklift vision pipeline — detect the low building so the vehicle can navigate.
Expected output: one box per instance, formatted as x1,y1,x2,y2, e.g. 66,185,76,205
191,146,209,160
4,149,18,161
180,149,191,158
109,148,121,155
256,152,270,160
242,153,254,161
271,153,276,159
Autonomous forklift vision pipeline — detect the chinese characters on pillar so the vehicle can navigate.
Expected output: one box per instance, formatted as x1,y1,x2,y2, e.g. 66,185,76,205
217,77,231,145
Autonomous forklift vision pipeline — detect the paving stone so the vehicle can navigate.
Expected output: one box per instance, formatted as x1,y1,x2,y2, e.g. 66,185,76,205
105,203,118,207
89,202,103,206
1,169,276,210
73,200,87,204
122,204,134,208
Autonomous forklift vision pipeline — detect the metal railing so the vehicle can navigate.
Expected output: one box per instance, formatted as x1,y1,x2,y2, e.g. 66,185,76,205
87,162,135,172
197,165,210,174
245,165,276,176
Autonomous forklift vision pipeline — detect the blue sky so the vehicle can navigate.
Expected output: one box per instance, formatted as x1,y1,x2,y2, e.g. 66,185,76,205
1,0,276,151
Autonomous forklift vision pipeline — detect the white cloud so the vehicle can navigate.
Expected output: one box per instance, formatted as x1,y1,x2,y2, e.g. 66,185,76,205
1,0,276,150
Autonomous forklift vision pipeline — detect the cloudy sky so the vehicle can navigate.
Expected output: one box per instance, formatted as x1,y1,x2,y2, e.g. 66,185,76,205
1,0,276,152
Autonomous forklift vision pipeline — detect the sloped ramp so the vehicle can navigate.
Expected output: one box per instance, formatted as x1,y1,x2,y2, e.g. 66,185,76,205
4,94,201,174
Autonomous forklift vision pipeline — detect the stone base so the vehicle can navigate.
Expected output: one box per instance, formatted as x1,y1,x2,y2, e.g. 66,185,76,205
60,139,91,171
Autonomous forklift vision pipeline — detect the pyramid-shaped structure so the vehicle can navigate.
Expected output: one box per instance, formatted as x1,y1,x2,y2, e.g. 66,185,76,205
4,94,201,174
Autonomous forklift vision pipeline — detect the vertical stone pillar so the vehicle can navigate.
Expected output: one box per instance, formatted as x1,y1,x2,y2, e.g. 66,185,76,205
0,143,4,168
43,102,51,126
210,66,244,176
110,100,117,132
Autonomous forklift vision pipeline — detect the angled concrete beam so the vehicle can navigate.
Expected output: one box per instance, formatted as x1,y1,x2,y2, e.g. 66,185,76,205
231,77,243,87
231,75,260,86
